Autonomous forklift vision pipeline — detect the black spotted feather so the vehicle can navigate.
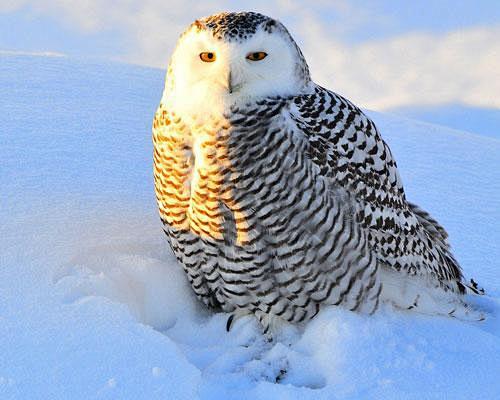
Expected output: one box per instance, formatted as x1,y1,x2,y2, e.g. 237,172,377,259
289,85,483,295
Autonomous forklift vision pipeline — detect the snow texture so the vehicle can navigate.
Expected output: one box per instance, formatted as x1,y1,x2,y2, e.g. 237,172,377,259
388,103,500,140
1,54,499,400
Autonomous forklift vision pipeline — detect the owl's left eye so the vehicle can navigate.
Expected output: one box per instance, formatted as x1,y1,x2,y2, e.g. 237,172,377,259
246,52,268,61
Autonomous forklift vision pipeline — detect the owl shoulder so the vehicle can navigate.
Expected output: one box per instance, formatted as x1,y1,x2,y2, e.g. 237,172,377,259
286,85,404,195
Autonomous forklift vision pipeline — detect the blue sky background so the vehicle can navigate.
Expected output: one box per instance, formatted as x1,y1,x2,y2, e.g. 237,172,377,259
2,1,500,55
1,1,500,116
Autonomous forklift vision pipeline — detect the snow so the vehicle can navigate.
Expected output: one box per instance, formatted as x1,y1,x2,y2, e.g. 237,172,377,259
387,104,500,140
1,54,499,399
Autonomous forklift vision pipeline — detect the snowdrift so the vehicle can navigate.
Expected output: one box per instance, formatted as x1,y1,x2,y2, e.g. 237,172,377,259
1,54,499,399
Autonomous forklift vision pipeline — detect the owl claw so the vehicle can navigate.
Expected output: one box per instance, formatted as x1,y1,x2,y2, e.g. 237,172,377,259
226,314,235,332
226,311,274,340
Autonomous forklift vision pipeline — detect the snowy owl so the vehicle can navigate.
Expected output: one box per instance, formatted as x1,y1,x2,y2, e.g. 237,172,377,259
153,12,483,335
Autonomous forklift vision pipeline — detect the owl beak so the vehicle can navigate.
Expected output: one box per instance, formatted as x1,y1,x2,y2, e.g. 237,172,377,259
228,71,234,94
226,71,242,94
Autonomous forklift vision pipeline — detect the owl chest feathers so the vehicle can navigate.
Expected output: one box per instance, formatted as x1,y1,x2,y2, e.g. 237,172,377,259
154,103,306,243
154,107,286,305
153,100,381,318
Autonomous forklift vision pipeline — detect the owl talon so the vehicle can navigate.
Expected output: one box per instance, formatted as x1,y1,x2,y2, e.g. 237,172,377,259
226,314,235,332
254,310,276,341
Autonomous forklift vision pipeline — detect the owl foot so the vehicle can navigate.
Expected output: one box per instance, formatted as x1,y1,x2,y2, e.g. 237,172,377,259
226,311,275,341
255,310,274,342
225,310,253,332
226,313,235,332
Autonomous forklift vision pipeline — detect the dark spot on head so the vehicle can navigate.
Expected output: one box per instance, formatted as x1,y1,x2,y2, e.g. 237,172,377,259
197,12,277,42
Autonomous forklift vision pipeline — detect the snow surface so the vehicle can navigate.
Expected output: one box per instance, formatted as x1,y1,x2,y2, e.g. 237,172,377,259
388,103,500,140
1,54,499,400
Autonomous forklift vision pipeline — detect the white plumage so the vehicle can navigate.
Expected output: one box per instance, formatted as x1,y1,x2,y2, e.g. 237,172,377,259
153,12,484,335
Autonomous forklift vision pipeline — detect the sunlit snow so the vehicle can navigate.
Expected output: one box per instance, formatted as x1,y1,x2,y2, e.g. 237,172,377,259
1,54,499,400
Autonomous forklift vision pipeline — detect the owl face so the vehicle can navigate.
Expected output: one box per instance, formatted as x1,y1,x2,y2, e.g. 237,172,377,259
163,13,310,121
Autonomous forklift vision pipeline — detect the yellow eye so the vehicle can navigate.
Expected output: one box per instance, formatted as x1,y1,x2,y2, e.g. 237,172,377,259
199,52,216,62
246,52,268,61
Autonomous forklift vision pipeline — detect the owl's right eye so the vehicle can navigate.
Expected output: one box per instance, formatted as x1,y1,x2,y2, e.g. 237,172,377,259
199,52,216,62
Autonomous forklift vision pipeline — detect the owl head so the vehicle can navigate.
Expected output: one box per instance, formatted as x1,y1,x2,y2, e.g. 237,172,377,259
162,12,311,120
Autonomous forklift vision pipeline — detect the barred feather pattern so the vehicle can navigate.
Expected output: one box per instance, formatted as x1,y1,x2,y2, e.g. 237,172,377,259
153,96,382,333
290,85,470,294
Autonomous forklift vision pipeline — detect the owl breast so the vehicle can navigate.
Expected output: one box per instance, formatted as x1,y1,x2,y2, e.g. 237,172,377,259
153,100,381,327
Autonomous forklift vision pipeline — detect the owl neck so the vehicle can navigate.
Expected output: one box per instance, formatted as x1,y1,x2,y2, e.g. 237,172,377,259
162,81,315,127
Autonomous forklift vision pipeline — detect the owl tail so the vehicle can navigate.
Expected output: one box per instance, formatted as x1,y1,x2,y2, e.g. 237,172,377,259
379,267,485,322
458,278,485,295
441,253,485,295
408,202,485,297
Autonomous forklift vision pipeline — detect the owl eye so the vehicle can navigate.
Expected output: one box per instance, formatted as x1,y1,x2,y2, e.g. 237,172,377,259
246,52,268,61
199,52,216,62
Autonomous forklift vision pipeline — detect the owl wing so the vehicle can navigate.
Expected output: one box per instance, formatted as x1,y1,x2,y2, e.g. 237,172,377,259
287,85,473,293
